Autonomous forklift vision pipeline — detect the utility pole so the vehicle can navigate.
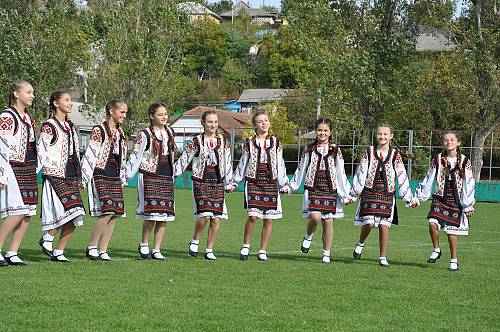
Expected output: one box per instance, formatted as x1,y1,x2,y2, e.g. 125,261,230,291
316,89,322,119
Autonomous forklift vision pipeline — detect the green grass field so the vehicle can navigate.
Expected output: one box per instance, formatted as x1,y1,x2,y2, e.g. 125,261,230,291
1,189,499,331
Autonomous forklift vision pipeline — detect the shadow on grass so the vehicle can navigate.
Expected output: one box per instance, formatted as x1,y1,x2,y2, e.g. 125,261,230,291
355,257,431,268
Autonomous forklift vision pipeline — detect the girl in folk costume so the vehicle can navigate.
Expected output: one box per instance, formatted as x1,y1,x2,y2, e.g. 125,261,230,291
81,100,128,261
228,111,289,261
174,110,232,260
126,103,177,260
0,81,38,266
413,131,475,272
350,124,413,267
287,118,352,264
37,90,85,262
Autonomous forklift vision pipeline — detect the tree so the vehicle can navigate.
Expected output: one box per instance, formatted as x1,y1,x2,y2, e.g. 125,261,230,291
221,59,253,96
183,19,230,81
0,0,91,121
205,0,233,14
457,0,500,180
266,101,297,145
84,0,191,132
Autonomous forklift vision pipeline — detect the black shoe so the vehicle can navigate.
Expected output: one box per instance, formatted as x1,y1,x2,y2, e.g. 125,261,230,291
0,259,8,267
204,252,216,260
86,248,100,261
138,244,151,259
379,258,390,267
51,254,69,263
427,250,442,263
39,237,53,257
188,242,198,257
352,244,364,260
300,237,311,254
99,252,111,261
5,255,26,266
239,246,249,261
151,252,166,260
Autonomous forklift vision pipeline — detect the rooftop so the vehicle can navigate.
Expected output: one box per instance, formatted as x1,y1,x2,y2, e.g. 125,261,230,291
238,89,293,103
170,106,250,134
178,2,221,20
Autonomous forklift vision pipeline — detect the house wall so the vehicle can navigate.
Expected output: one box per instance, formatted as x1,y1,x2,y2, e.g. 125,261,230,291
252,17,274,25
190,14,221,24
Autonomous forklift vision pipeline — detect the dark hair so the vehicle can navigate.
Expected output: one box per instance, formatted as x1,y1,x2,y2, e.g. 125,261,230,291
201,110,219,135
376,123,394,134
201,110,217,123
147,102,176,155
9,80,31,107
441,131,464,178
251,110,271,138
103,99,127,143
251,110,268,127
49,90,73,127
307,118,337,157
9,80,37,133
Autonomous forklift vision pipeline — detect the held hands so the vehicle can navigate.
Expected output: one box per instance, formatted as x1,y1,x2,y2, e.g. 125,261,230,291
0,183,5,190
225,185,236,193
280,187,290,194
465,210,474,217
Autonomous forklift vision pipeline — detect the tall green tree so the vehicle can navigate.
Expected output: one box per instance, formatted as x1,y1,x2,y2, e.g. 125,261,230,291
220,59,253,96
457,0,500,180
85,0,192,132
0,0,91,120
183,19,230,81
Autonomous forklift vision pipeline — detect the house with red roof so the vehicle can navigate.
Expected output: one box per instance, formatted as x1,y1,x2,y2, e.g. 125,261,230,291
169,106,250,150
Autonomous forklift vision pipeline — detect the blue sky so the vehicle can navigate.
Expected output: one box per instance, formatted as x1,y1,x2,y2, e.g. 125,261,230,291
206,0,282,10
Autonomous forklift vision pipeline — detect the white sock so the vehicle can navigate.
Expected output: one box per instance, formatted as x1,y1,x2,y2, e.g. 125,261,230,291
450,258,458,263
152,249,160,254
322,249,330,257
206,248,213,253
305,234,313,241
191,239,200,245
434,247,441,253
5,251,17,257
53,249,64,256
43,233,54,242
259,250,266,254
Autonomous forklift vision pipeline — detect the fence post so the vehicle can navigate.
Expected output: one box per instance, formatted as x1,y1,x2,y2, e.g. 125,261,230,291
231,128,235,165
351,130,356,176
297,128,302,164
408,129,414,181
489,131,493,181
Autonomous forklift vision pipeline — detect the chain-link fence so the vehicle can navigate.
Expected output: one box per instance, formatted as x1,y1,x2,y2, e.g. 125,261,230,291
171,127,500,181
